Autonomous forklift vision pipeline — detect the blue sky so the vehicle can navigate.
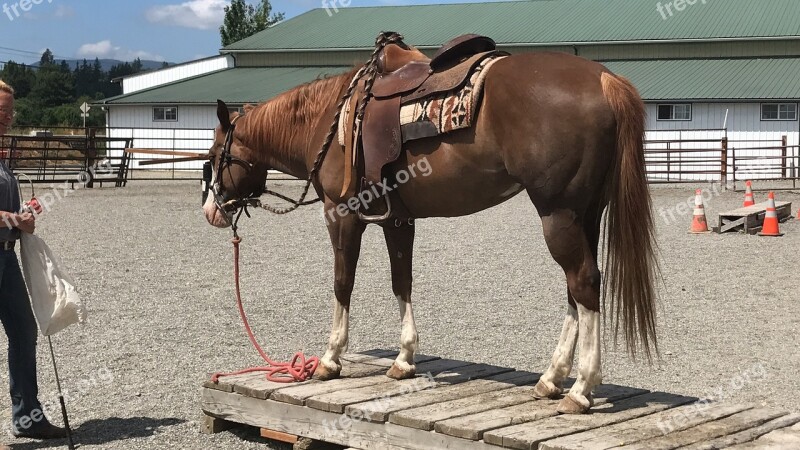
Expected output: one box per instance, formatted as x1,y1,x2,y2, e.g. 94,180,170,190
0,0,482,65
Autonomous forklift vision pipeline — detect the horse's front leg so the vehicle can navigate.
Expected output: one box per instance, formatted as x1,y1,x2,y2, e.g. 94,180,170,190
316,209,366,381
383,224,418,380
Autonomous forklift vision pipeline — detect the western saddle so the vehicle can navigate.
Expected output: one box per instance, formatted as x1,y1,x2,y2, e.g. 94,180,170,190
343,33,504,224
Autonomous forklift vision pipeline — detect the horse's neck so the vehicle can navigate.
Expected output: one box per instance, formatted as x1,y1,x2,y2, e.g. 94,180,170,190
246,73,349,180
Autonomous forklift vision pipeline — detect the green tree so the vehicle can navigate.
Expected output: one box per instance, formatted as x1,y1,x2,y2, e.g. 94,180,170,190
0,61,36,97
30,65,74,108
252,0,284,31
39,48,55,67
220,0,283,46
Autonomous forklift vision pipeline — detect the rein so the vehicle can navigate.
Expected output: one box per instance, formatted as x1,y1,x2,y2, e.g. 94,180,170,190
212,32,405,384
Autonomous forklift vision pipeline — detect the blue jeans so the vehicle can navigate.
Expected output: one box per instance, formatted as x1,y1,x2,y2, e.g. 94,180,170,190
0,248,45,432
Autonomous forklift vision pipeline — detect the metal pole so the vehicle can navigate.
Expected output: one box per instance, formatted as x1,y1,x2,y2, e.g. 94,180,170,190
47,336,75,450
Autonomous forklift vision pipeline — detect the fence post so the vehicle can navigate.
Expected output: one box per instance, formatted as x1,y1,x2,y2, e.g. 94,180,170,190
781,135,787,179
85,127,97,188
720,137,728,190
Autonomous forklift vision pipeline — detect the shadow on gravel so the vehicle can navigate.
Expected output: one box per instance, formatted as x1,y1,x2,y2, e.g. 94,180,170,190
8,416,185,449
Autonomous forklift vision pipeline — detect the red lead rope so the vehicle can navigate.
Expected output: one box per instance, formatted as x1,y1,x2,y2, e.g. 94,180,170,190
211,236,319,384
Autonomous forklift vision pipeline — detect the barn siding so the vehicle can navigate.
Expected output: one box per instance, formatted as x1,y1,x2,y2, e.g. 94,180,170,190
644,102,800,181
107,105,216,170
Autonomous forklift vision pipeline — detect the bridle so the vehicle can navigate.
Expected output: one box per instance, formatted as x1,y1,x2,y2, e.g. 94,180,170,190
209,115,260,224
209,31,407,234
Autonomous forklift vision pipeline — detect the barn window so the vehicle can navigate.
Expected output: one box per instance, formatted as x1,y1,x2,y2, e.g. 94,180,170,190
153,106,178,122
657,104,692,121
761,103,797,121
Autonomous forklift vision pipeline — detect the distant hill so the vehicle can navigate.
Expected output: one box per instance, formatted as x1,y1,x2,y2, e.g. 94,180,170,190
37,59,171,72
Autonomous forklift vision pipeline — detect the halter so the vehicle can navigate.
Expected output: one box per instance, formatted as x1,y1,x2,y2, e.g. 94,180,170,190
209,114,261,225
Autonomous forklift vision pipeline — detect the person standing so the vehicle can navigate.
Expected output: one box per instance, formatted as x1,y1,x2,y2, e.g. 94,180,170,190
0,80,66,446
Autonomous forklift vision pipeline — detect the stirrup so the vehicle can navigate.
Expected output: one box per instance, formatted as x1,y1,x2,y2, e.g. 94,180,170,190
358,194,392,224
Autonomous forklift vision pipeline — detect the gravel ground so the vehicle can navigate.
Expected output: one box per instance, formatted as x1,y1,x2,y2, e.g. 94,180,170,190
2,179,799,449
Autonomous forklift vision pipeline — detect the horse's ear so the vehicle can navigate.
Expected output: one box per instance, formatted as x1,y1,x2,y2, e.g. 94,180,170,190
243,103,255,113
217,99,231,132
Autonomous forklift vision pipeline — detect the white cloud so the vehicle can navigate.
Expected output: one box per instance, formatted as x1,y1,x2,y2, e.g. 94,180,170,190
145,0,227,30
76,40,165,62
54,5,75,18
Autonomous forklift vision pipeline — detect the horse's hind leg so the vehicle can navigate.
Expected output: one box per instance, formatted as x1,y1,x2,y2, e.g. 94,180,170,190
535,205,603,414
383,224,418,380
317,210,366,380
532,299,578,399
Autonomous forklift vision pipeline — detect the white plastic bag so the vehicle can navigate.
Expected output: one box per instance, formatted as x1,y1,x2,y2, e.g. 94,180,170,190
19,233,86,336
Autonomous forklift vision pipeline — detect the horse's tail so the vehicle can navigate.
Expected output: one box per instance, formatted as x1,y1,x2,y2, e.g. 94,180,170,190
600,72,659,361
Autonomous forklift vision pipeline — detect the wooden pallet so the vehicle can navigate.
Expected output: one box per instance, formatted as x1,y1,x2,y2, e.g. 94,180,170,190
717,201,792,234
200,350,800,449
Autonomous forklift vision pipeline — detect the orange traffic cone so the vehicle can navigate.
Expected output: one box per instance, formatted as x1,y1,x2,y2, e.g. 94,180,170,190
743,181,755,207
690,189,710,233
758,192,783,237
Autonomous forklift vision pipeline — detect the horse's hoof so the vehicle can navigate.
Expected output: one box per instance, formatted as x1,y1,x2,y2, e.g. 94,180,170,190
532,380,563,399
557,394,590,414
314,363,341,381
386,362,416,380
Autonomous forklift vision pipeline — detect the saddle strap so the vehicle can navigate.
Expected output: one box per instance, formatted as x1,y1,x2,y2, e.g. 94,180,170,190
340,90,361,198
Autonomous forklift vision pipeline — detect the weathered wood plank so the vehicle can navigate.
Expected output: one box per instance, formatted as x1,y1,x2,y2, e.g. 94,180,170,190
216,351,430,402
340,349,398,365
341,350,439,368
201,387,498,450
308,361,504,413
483,391,695,449
435,384,648,441
231,361,393,400
203,372,262,393
681,412,800,450
615,407,788,450
389,383,543,431
346,369,539,423
719,201,791,217
726,421,800,449
539,402,751,450
269,354,440,406
280,358,469,410
205,350,402,395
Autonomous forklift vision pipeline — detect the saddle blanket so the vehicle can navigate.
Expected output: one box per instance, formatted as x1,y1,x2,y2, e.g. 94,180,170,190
338,55,506,146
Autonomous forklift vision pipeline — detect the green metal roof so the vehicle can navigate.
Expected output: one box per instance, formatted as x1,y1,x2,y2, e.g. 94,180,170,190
603,58,800,101
101,58,800,105
100,67,348,104
224,0,800,51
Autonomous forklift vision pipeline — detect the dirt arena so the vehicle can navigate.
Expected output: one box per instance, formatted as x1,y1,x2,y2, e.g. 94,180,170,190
2,180,799,449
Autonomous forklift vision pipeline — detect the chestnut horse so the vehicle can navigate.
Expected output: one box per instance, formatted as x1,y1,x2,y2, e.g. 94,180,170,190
202,48,657,414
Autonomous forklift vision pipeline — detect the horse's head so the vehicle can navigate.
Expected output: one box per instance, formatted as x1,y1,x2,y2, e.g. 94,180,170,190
203,100,269,228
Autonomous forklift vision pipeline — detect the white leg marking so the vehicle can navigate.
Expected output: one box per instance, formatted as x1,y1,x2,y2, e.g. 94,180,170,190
539,305,579,391
568,304,602,408
394,295,418,372
321,298,349,371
